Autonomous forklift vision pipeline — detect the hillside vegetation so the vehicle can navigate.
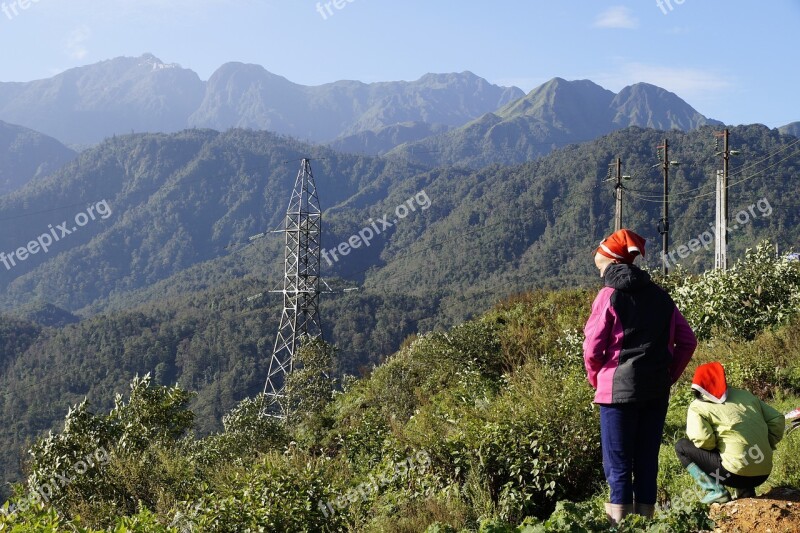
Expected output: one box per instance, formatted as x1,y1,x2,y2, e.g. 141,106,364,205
0,121,76,195
2,125,798,320
2,244,799,531
1,121,799,512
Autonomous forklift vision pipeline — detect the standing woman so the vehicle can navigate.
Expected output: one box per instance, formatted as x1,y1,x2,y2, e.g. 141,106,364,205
583,229,697,525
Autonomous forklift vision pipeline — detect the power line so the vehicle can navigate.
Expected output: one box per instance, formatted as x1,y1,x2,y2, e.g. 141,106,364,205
626,146,800,205
624,139,800,202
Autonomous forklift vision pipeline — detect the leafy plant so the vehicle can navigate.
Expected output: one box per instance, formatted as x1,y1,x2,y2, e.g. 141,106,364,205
660,242,800,340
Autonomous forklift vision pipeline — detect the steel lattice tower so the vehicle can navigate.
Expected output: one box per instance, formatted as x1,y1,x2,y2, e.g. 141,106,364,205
263,158,323,418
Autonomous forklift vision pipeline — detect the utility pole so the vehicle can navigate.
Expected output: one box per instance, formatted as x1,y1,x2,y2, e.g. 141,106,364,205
714,129,736,270
605,158,629,231
715,168,725,269
614,157,623,232
263,158,323,419
658,139,670,275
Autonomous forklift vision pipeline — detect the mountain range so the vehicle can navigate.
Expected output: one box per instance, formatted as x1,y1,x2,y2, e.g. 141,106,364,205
0,121,75,195
389,78,724,168
0,55,523,148
0,54,744,162
1,119,799,499
3,54,797,170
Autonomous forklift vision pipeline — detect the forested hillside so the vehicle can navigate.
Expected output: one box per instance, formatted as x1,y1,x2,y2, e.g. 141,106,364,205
1,247,799,531
0,129,427,311
2,124,798,320
366,125,800,317
1,121,798,523
0,121,76,195
0,277,434,495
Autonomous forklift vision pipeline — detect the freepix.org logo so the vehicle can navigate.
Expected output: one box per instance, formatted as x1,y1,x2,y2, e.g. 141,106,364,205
656,0,688,15
2,0,43,21
316,0,359,21
1,200,112,271
1,446,112,517
322,190,431,267
661,197,772,269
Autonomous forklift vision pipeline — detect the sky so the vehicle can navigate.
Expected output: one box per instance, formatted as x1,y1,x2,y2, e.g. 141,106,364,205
0,0,798,128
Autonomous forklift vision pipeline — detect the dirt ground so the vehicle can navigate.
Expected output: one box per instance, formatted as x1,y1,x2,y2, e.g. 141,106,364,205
709,487,800,532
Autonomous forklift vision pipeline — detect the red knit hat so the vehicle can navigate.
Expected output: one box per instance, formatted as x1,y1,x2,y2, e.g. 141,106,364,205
597,229,646,264
691,362,728,404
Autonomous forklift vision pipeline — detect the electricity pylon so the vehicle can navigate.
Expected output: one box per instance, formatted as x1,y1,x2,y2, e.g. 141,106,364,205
263,158,323,419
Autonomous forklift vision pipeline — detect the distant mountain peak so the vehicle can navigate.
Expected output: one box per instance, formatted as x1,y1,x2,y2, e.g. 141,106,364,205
391,77,721,168
138,52,162,63
418,71,482,83
779,122,800,137
495,77,616,137
138,53,181,71
611,82,721,130
0,120,76,195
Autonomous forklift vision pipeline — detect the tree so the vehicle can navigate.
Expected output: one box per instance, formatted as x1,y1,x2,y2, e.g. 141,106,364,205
284,338,337,443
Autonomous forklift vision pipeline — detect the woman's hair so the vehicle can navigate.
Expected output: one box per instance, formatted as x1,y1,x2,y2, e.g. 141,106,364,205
692,389,704,401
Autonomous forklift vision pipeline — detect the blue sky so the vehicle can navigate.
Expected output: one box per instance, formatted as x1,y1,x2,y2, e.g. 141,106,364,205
0,0,798,127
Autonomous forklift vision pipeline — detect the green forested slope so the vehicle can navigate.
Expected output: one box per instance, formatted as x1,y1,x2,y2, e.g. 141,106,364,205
361,125,800,323
1,122,799,508
1,251,799,531
0,121,76,195
0,277,434,495
0,129,427,311
4,124,796,321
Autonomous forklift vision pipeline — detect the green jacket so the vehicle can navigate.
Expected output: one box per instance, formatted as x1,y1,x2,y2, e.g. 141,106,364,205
686,387,785,476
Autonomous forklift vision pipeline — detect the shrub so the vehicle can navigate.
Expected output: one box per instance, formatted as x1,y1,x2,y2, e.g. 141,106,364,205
659,242,800,341
191,396,289,467
181,450,349,532
18,375,201,528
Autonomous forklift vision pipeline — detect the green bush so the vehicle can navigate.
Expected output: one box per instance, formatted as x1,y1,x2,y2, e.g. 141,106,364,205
185,451,348,533
22,375,197,526
191,395,289,467
10,277,800,531
402,344,601,524
659,242,800,340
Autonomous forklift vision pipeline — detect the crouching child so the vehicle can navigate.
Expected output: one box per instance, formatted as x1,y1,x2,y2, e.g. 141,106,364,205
675,361,785,503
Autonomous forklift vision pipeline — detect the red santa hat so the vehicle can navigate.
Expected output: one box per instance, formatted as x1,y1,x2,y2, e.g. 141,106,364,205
691,362,728,404
596,229,646,264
